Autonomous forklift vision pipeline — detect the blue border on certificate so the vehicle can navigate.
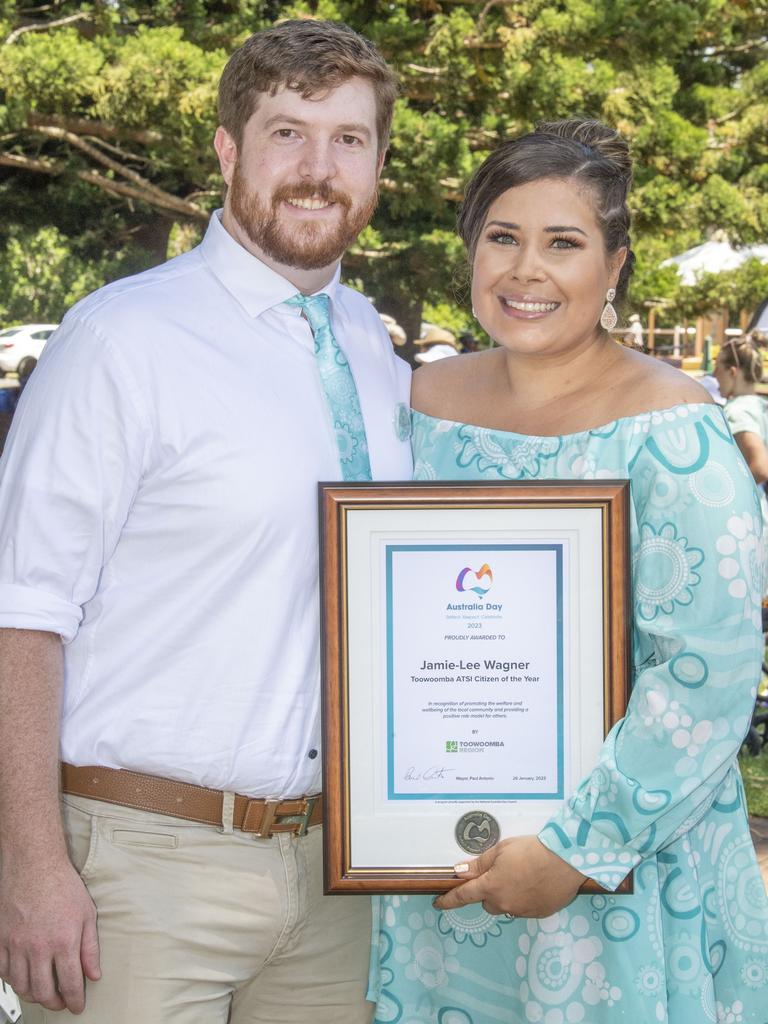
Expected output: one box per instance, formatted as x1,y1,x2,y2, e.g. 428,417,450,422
385,544,564,801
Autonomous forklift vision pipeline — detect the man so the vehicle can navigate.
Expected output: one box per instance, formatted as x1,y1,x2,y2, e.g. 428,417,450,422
0,20,410,1023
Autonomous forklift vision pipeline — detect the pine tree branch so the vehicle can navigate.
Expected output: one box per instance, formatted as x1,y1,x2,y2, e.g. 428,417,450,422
0,149,209,222
5,11,92,45
477,0,528,32
405,63,447,76
82,134,149,166
694,38,768,57
75,170,209,221
378,177,464,202
29,124,181,207
27,113,164,146
0,151,59,174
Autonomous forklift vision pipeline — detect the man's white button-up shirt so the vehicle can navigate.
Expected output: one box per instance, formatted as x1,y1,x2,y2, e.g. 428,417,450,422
0,212,412,798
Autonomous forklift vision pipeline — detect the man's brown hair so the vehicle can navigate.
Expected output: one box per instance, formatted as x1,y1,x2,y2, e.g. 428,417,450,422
218,19,398,155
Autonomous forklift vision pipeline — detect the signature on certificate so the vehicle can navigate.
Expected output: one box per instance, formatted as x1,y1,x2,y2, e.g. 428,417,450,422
403,765,454,781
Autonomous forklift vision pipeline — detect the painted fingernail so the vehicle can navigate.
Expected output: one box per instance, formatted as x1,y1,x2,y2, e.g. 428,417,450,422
454,862,470,874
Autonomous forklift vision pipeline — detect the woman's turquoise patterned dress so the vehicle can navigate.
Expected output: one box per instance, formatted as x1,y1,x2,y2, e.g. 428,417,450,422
370,402,768,1024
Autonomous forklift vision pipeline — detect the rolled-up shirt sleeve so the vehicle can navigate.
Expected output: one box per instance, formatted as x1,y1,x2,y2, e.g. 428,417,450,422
0,315,149,641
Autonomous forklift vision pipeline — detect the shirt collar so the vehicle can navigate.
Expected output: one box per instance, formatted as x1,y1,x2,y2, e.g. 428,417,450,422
201,210,342,319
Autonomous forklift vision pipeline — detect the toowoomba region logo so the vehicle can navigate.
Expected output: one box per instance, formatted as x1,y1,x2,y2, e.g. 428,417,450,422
455,563,493,597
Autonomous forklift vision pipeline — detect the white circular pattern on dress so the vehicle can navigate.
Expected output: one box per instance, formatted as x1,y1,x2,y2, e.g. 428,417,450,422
717,513,763,628
728,514,747,539
634,963,664,997
716,535,737,555
688,462,735,508
649,470,684,509
670,652,708,688
402,930,459,990
718,557,739,579
699,973,717,1022
393,909,460,992
518,910,610,1015
414,457,437,480
667,931,703,995
717,835,768,953
715,999,745,1024
634,523,702,619
739,956,767,990
637,537,688,597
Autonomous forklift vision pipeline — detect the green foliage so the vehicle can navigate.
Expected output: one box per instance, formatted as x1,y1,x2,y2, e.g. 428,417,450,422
740,745,768,818
1,0,767,334
672,259,768,322
628,236,685,308
0,224,147,323
421,301,477,341
92,26,225,180
0,28,105,126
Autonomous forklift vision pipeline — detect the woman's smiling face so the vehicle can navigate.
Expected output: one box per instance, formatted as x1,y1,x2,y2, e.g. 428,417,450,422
471,176,625,357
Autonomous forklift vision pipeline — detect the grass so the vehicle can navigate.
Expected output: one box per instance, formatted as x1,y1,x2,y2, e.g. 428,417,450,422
741,745,768,818
740,660,768,818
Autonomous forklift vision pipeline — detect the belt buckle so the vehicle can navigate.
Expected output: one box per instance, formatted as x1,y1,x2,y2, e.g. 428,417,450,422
242,799,280,837
294,796,317,837
243,796,318,837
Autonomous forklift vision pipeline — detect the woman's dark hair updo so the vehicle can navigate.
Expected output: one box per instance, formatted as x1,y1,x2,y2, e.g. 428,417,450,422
457,118,636,304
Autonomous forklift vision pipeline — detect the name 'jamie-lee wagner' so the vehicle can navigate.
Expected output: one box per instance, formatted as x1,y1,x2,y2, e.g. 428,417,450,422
418,659,530,671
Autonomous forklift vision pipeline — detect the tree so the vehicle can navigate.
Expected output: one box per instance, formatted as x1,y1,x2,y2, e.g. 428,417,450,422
670,258,768,325
1,1,767,349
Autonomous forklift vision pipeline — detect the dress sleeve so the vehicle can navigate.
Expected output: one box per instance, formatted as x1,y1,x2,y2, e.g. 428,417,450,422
0,315,149,641
539,407,764,890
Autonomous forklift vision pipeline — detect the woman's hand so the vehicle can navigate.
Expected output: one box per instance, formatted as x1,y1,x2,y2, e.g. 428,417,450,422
433,835,586,918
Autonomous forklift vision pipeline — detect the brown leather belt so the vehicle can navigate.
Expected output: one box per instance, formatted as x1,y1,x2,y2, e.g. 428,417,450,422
60,763,322,837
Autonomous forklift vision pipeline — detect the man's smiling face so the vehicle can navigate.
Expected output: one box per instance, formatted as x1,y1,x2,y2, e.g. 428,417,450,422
215,77,383,275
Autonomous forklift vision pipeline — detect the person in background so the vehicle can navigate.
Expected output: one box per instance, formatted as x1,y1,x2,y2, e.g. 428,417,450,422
380,312,407,349
458,330,480,353
622,310,643,350
714,334,768,590
699,368,726,405
371,117,768,1024
0,19,411,1024
414,325,459,364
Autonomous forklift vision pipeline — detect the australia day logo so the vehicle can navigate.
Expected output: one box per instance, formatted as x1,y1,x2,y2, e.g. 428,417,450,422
455,562,493,597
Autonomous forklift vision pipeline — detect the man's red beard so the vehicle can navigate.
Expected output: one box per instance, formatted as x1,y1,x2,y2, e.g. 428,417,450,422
229,166,378,270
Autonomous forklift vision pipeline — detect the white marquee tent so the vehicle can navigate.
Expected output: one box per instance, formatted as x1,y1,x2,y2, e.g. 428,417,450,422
662,236,768,286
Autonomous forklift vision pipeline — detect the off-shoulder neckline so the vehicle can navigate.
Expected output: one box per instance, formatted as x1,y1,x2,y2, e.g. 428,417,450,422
411,402,719,441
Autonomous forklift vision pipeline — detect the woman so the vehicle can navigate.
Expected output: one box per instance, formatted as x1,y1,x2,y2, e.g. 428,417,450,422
714,335,768,518
371,120,768,1023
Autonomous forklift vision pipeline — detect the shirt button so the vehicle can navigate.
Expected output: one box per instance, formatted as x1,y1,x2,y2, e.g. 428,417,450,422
308,749,318,759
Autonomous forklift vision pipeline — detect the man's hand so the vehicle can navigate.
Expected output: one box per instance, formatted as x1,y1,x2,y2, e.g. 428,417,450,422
0,857,100,1014
0,629,97,1012
433,835,586,918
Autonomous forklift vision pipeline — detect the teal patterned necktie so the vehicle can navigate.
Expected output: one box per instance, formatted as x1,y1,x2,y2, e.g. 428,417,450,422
286,293,372,481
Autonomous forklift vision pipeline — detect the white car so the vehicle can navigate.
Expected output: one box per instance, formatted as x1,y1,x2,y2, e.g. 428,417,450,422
0,323,58,377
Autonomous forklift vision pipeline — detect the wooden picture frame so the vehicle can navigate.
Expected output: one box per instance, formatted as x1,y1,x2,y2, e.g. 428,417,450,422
320,481,632,895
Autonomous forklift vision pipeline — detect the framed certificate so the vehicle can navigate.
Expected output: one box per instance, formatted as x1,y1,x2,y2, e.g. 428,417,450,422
320,481,631,894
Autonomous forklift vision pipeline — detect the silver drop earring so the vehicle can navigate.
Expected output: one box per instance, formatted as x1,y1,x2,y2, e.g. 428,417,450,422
600,288,617,331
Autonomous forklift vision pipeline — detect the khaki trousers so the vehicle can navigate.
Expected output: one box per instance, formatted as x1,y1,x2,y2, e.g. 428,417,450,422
21,795,373,1024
